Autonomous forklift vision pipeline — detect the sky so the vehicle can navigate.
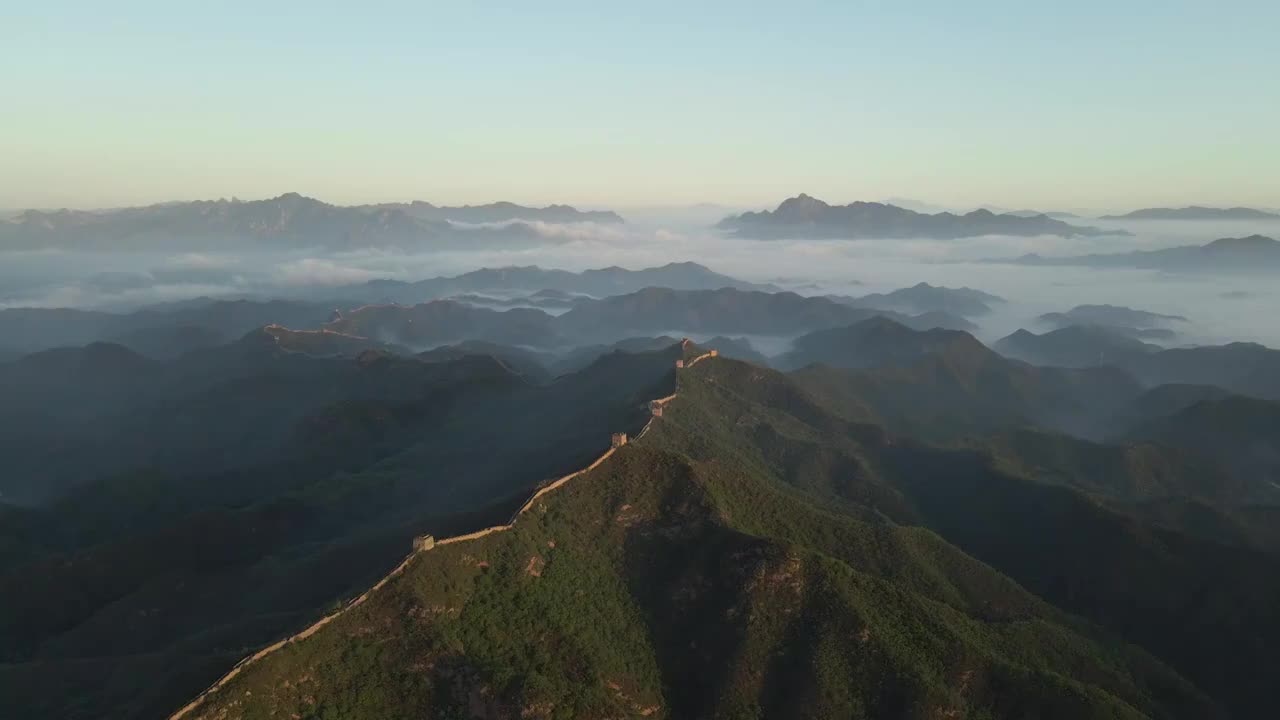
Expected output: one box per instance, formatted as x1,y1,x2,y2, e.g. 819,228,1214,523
3,1,1278,211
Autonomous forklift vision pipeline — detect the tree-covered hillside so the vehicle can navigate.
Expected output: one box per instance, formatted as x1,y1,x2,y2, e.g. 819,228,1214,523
171,352,1274,720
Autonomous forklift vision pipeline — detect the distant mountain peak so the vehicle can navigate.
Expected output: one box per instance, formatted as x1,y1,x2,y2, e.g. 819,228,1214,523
1207,234,1276,249
1003,234,1280,273
774,193,832,217
721,195,1122,240
1101,207,1280,220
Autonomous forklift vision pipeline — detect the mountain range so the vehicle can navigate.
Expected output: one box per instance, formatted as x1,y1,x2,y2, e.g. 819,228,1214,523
5,263,1280,720
0,264,777,356
781,318,1143,441
718,194,1122,239
0,342,683,719
996,326,1280,401
1037,304,1186,329
833,281,1005,317
319,287,980,351
996,326,1162,368
1007,234,1280,273
153,344,1280,720
0,194,622,251
356,199,623,224
1100,206,1280,221
0,300,336,356
330,262,779,306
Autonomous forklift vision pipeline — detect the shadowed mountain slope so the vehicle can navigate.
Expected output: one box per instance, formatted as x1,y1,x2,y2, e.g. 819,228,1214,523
0,345,684,720
838,282,1004,317
783,319,1142,441
335,262,778,306
168,354,1227,720
995,326,1161,369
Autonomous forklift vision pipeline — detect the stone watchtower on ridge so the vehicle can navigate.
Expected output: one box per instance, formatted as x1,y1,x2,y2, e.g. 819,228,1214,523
412,535,436,552
611,432,628,448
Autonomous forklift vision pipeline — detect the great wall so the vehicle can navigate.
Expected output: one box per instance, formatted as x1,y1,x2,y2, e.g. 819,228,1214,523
168,344,718,720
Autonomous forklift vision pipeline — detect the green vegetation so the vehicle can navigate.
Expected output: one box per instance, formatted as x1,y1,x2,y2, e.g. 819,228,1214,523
179,355,1243,720
0,343,681,720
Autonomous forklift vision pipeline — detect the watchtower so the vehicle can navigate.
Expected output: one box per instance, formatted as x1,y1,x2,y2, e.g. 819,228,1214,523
412,534,436,552
649,400,664,417
708,349,718,357
675,359,685,369
611,432,628,448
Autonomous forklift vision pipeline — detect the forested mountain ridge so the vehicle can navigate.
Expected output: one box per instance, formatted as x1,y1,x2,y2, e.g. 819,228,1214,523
168,351,1279,720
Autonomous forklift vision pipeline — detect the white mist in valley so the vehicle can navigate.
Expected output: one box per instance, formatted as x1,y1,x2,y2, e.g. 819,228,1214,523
2,214,1277,349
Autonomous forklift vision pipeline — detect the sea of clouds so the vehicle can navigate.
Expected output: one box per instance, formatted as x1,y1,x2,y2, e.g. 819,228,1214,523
2,214,1277,348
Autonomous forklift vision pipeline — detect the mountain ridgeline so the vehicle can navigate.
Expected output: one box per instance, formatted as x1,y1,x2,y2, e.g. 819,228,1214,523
0,263,775,355
1099,206,1280,221
3,264,1280,720
719,194,1122,239
1007,235,1280,273
160,347,1279,720
0,193,623,251
0,341,684,718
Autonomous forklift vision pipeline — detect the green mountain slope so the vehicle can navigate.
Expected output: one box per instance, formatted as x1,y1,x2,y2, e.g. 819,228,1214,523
0,345,682,720
173,353,1239,720
785,320,1142,441
1123,393,1280,503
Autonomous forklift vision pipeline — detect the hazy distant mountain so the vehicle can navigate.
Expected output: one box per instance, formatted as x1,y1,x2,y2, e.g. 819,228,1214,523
776,316,987,371
262,324,413,357
882,200,1082,219
0,193,441,250
416,340,557,382
335,262,779,305
1005,209,1081,219
995,326,1161,368
1123,343,1280,402
1123,392,1280,504
0,264,779,354
998,328,1280,402
325,301,561,349
446,288,592,311
182,287,978,351
0,193,624,251
553,287,970,341
0,299,333,355
1032,309,1182,344
1100,207,1280,221
718,194,1122,239
1038,304,1187,329
786,318,1143,440
1008,235,1280,273
897,310,978,332
358,199,623,224
836,281,1005,317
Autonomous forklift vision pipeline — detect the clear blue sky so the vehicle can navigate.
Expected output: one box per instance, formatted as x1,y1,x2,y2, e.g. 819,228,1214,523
4,1,1278,210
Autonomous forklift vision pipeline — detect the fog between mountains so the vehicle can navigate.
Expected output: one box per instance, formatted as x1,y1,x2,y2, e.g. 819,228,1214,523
2,214,1276,348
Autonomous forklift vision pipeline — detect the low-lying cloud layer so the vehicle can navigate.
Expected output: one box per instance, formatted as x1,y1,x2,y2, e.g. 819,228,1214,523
2,216,1276,348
